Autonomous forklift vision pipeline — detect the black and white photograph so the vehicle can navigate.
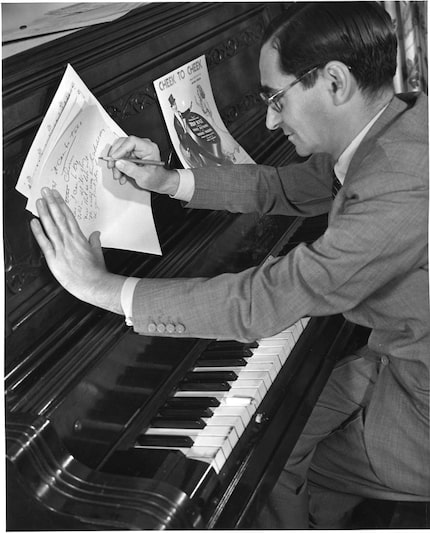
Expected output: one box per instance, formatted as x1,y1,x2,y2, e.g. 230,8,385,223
3,1,429,530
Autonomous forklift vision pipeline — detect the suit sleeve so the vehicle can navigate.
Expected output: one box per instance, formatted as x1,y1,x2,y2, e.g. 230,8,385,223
130,145,428,344
187,152,333,217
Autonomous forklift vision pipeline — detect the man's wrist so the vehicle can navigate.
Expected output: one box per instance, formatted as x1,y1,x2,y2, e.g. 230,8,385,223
82,272,127,315
171,168,195,202
162,169,180,196
121,276,140,325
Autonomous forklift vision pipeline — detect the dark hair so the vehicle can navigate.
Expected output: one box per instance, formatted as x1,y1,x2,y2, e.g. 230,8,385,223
262,2,397,95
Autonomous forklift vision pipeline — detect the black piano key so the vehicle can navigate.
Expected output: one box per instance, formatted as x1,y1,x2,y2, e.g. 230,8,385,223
195,358,247,367
164,397,220,408
183,371,238,382
151,418,207,429
246,341,259,348
136,434,194,448
199,348,254,359
200,349,254,359
177,381,231,391
159,407,214,419
206,340,258,351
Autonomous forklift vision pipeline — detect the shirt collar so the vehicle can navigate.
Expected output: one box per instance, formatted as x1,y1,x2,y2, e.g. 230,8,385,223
334,104,389,184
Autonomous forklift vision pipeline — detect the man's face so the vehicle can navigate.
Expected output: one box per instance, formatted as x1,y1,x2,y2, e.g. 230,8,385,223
259,43,332,157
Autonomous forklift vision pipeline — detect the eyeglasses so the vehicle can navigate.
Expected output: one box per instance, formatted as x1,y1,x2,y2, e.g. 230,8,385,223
259,66,320,113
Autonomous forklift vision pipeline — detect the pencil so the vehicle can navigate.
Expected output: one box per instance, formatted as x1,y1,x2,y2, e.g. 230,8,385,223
99,156,165,167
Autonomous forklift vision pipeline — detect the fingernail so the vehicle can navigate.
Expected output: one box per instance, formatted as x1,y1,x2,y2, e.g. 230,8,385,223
115,160,125,170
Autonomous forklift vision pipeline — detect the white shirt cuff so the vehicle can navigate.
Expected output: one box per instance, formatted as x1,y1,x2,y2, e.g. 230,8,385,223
170,168,195,202
120,276,140,326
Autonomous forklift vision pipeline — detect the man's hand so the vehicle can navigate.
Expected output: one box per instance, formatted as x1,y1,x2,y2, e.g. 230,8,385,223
108,136,180,195
30,188,125,314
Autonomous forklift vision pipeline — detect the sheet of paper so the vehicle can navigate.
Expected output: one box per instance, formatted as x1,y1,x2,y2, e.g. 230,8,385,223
153,55,254,169
17,64,94,197
16,64,161,255
2,3,147,58
2,3,146,42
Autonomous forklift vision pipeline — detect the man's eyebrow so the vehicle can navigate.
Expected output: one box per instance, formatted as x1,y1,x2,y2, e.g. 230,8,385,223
259,84,276,95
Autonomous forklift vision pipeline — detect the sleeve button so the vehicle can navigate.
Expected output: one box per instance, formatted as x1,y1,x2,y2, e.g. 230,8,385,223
147,322,157,333
175,323,186,334
157,323,166,333
166,323,175,333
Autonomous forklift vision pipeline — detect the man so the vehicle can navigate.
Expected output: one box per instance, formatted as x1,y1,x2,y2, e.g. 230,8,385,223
30,2,429,528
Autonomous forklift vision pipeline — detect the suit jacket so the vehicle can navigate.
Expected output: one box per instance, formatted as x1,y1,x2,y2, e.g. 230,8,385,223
132,94,429,496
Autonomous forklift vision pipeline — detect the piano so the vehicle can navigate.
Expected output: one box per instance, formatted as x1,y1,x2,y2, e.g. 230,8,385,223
4,3,363,529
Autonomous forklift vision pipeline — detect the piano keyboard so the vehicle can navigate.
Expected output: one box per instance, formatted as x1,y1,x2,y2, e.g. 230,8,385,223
134,317,310,473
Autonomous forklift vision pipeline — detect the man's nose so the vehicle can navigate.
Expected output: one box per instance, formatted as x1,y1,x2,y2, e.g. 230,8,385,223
265,106,281,131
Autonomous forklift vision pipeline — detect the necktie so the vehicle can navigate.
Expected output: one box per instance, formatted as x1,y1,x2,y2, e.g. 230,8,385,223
332,174,342,199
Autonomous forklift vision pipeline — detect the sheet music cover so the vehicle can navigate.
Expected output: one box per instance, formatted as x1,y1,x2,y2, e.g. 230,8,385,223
15,64,161,255
154,55,254,168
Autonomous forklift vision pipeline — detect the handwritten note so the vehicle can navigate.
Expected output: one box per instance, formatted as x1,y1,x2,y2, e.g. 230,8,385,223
16,64,161,255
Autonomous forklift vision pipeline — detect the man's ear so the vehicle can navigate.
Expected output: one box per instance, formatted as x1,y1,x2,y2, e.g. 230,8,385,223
322,61,353,104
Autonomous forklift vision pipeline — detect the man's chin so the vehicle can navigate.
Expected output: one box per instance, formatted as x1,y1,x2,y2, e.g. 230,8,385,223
287,136,308,156
293,144,311,157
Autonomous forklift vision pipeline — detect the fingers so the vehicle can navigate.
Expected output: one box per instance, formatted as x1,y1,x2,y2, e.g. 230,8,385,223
89,230,101,247
112,171,128,185
108,136,160,161
107,136,162,185
35,192,65,250
34,188,85,251
107,137,132,169
30,217,55,258
88,231,104,260
48,188,82,235
108,137,138,179
114,159,146,181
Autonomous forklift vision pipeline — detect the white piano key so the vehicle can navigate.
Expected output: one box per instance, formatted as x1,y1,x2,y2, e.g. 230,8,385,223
145,425,234,438
241,361,279,382
294,320,303,334
300,317,311,329
186,445,226,473
289,324,300,337
197,422,240,446
135,444,190,453
259,329,294,342
191,434,232,453
251,342,286,351
249,352,283,370
218,399,256,418
222,396,254,406
231,369,273,390
227,380,268,406
255,338,295,363
191,365,247,372
204,406,251,428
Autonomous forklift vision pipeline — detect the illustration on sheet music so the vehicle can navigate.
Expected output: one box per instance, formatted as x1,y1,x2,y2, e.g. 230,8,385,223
154,55,254,168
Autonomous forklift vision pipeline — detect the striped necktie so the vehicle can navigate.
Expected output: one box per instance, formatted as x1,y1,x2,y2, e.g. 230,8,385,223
332,173,342,199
